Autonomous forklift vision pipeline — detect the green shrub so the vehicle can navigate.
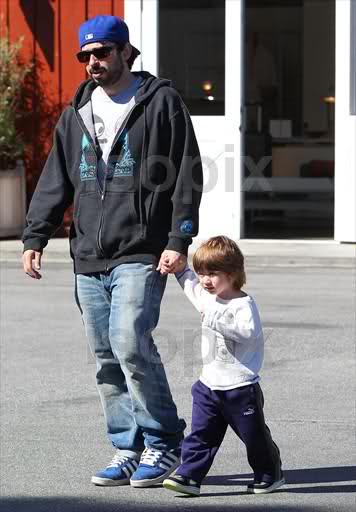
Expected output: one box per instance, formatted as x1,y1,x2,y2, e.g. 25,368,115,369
0,32,32,169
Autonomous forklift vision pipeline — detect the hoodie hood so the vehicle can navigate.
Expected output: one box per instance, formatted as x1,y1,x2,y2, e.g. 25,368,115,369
73,71,172,110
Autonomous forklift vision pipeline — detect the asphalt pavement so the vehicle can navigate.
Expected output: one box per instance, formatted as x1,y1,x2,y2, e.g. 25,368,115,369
1,241,356,512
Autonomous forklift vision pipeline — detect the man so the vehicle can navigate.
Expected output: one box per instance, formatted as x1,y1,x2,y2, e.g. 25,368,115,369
22,15,203,488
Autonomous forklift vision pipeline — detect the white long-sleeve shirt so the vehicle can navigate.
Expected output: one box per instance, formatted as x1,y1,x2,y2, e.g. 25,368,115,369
175,266,264,391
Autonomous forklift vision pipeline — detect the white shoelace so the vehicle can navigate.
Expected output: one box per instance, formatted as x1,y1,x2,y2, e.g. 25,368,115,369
139,447,163,466
107,452,132,468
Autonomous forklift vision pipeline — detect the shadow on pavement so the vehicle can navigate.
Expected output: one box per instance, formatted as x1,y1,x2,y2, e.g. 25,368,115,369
204,465,356,485
0,498,342,512
1,469,355,511
201,485,356,499
202,465,356,496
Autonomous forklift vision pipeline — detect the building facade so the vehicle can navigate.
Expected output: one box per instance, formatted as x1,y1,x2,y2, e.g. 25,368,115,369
1,0,355,242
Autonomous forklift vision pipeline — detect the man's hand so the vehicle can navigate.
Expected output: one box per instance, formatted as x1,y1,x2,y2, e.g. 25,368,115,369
157,250,187,275
22,250,43,280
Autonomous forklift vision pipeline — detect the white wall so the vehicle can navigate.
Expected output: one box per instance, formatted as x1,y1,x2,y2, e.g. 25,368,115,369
124,0,158,74
334,0,356,243
124,0,142,69
193,0,242,240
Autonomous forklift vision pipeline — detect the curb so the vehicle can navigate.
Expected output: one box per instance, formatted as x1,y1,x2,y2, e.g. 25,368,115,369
2,239,355,269
2,253,354,269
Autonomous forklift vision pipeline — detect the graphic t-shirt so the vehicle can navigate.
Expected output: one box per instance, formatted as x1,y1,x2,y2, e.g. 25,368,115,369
91,77,142,188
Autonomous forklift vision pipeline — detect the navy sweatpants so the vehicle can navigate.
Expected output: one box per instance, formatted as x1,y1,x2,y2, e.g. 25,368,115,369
177,380,282,484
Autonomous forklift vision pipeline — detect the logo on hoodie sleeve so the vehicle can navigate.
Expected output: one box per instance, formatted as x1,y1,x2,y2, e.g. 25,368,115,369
180,219,194,234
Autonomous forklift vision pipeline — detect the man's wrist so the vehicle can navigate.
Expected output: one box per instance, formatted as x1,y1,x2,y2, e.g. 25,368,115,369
23,239,45,253
165,237,190,256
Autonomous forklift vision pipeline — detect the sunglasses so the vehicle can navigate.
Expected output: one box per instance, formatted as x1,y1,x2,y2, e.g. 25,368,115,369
76,45,116,63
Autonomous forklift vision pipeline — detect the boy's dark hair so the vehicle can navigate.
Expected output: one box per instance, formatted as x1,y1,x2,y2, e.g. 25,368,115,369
193,235,246,290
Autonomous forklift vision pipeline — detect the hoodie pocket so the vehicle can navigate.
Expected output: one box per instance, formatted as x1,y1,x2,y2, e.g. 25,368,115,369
73,192,102,259
100,191,144,256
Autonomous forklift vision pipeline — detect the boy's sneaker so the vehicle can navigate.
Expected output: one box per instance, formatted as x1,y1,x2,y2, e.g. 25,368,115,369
130,447,180,487
163,474,201,496
91,450,139,486
247,476,285,494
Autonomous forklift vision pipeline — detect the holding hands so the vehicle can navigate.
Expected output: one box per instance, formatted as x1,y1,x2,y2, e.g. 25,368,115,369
157,250,187,275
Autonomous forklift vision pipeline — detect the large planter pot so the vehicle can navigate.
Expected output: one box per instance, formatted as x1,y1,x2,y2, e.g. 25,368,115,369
0,161,26,238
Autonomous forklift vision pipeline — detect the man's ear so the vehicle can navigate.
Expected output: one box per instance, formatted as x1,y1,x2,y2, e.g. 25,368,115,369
121,43,132,63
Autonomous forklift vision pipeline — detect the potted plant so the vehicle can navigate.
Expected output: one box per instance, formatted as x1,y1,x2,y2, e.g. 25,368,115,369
0,31,32,237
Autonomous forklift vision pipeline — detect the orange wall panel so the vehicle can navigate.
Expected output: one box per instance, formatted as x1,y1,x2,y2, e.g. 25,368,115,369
3,0,125,205
3,0,126,105
113,0,124,17
0,0,9,38
88,0,114,18
60,0,88,102
6,0,35,63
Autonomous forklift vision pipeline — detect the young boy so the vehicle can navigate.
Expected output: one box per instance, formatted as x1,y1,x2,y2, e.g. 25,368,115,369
161,236,285,497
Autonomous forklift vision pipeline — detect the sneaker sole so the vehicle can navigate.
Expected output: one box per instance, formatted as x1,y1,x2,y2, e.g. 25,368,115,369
163,479,200,497
247,477,286,494
130,461,180,488
91,475,130,486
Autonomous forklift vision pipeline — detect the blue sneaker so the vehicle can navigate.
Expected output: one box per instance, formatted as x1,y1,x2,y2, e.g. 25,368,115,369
91,450,140,486
130,447,181,487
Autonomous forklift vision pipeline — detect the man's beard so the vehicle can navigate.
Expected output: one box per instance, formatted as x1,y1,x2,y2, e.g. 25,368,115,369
90,56,124,87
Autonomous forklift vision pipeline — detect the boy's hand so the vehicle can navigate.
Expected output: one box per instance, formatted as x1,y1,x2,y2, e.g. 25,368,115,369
22,250,43,279
157,250,186,275
174,257,187,274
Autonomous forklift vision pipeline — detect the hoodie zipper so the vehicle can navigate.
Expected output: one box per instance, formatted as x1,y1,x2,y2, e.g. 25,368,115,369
71,74,170,270
75,95,143,268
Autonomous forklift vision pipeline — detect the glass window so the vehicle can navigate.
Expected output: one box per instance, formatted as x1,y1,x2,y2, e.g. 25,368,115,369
158,0,225,116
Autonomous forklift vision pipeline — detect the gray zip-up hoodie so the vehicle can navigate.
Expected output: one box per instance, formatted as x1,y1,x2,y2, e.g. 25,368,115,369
22,72,203,273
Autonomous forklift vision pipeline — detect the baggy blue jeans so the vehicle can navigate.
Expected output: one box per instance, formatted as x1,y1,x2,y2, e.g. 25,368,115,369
75,263,186,453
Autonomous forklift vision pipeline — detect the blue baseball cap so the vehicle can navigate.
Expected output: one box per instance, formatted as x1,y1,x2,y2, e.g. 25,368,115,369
78,15,140,58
